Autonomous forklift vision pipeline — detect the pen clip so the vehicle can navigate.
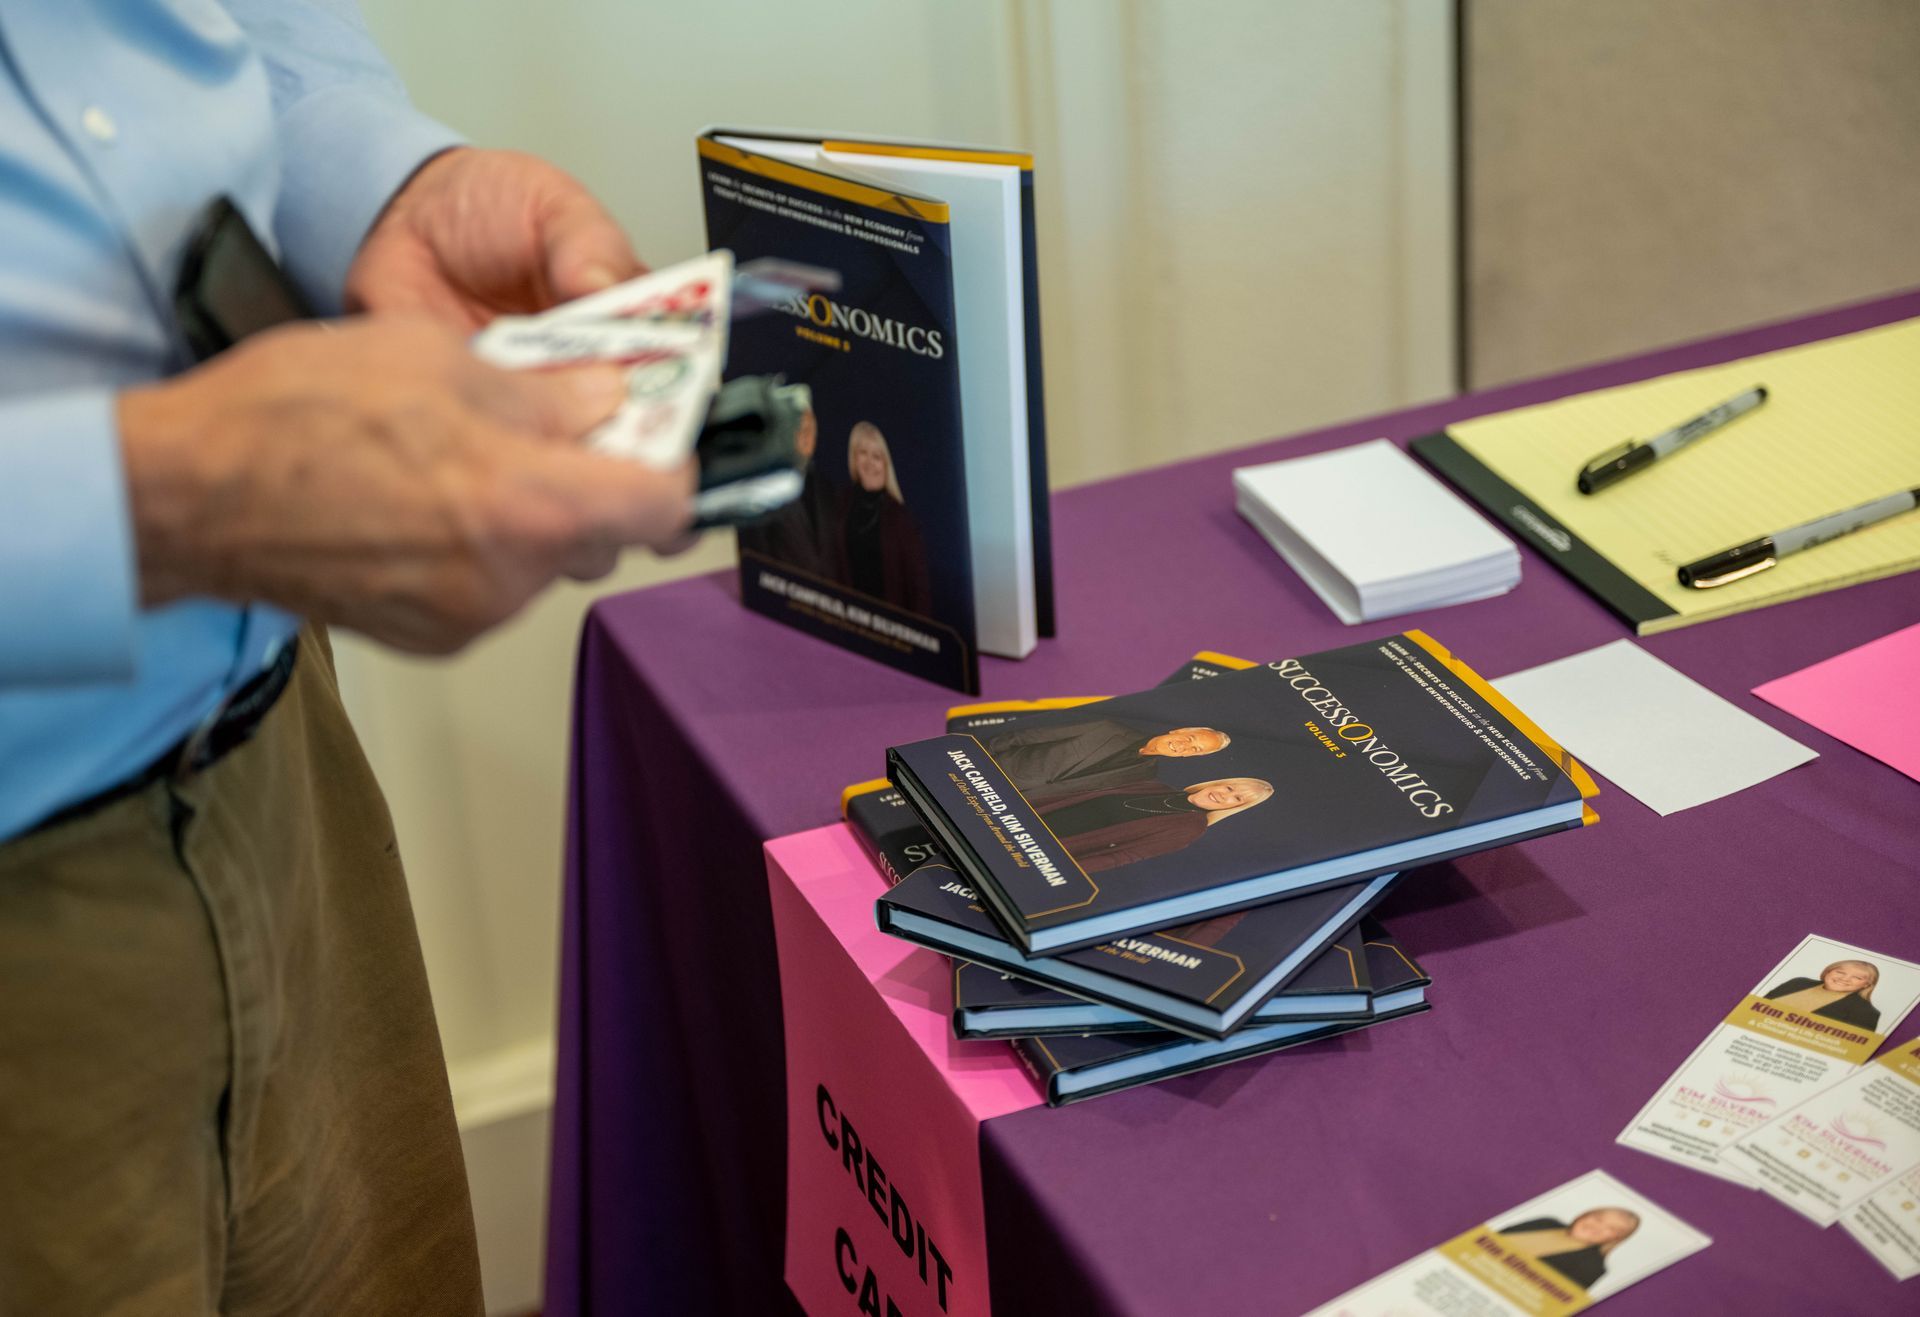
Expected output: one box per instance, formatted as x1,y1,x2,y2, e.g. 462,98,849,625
1677,536,1777,589
1685,556,1776,589
1577,440,1653,494
1583,441,1638,471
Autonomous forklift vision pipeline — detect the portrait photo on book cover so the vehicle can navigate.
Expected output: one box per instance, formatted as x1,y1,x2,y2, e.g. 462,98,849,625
737,390,935,617
972,647,1543,883
1489,1172,1707,1302
1759,936,1920,1037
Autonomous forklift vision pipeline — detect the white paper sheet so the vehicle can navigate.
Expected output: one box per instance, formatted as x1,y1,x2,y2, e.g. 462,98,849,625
1493,639,1815,815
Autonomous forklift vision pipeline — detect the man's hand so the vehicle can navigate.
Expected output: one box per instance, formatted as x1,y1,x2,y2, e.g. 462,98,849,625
118,318,694,655
345,148,643,329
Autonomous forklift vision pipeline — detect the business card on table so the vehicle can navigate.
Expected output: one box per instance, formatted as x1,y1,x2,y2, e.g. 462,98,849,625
1305,1170,1709,1315
1842,1164,1920,1280
1618,935,1920,1183
1720,1036,1920,1227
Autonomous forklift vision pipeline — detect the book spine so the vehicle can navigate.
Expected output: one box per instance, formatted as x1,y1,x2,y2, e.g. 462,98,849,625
1019,167,1056,639
1010,1036,1062,1107
888,736,1098,948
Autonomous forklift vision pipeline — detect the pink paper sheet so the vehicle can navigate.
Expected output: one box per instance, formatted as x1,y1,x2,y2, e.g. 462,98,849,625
767,825,1041,1317
1753,621,1920,783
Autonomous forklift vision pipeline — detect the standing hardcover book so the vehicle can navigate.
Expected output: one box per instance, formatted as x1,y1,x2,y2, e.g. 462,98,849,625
698,129,1054,692
950,924,1373,1040
888,630,1599,953
1014,982,1431,1107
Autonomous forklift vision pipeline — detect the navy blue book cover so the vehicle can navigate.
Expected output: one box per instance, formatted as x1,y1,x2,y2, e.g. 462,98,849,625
699,134,979,691
881,650,1242,879
952,923,1372,1039
944,697,1108,743
841,780,945,888
1013,997,1431,1107
877,861,1390,1037
888,631,1597,952
860,651,1387,1035
1361,917,1432,1008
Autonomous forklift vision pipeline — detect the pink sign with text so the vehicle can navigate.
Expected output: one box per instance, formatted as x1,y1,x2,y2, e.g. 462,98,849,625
767,825,1042,1317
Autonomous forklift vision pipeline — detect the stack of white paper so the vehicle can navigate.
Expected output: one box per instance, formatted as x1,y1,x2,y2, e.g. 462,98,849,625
1233,438,1519,623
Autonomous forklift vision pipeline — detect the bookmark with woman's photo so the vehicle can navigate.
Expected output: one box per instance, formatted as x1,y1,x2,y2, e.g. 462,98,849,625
1304,1170,1709,1315
1617,934,1920,1183
1720,1035,1920,1228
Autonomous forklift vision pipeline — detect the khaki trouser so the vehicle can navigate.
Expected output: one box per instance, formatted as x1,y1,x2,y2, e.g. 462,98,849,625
0,630,483,1315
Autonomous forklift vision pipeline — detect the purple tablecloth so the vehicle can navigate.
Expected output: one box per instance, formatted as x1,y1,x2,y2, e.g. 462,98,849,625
548,290,1920,1316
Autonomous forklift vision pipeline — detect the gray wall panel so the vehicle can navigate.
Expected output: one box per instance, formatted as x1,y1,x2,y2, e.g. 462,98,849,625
1465,0,1920,388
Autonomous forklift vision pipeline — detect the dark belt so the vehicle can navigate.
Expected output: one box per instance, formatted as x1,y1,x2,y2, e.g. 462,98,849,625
27,641,299,838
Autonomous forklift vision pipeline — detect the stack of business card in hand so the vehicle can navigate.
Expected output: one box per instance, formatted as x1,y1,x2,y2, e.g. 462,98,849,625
472,250,733,469
1233,438,1520,623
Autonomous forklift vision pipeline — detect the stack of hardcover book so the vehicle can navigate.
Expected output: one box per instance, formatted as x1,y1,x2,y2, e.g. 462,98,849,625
856,634,1598,1105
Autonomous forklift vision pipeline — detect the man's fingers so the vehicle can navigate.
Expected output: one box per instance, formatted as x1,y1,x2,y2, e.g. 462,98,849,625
653,527,704,558
346,255,491,331
467,361,628,440
534,448,698,550
559,540,621,582
540,189,646,303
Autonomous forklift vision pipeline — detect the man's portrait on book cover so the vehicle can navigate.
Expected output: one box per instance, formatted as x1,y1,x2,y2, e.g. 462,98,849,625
1025,774,1275,874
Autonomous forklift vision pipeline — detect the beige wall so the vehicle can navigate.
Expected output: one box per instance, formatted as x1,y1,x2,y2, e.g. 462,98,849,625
1464,0,1920,388
347,3,1457,1309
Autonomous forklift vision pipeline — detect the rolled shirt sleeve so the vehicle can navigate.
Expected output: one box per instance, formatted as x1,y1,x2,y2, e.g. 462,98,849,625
0,392,138,684
222,0,465,313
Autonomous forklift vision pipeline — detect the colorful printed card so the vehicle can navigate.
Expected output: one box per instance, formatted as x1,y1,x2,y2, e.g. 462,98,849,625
1842,1164,1920,1281
1723,1035,1920,1226
1305,1170,1709,1315
1617,935,1920,1183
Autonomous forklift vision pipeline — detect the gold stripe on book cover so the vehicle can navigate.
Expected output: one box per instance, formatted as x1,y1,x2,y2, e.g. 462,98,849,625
820,140,1034,170
944,696,1108,719
696,137,952,223
1188,651,1259,670
1401,630,1601,825
839,778,893,816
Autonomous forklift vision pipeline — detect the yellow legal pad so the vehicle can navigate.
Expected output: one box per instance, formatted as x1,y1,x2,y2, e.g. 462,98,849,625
1433,317,1920,634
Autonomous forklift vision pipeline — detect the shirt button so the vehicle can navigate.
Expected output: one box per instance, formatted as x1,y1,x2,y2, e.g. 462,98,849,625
81,106,118,144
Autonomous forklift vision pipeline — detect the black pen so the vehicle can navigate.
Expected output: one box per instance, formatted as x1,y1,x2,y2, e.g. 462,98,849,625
1578,385,1768,494
1677,486,1920,588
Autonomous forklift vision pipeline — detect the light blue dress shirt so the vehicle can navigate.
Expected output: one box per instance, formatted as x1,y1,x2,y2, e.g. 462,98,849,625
0,1,460,841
